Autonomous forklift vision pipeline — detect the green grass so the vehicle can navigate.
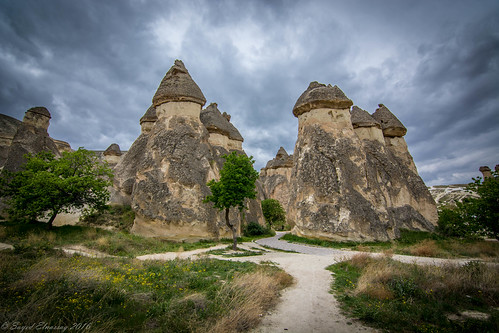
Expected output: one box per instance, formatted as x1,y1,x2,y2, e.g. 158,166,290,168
0,222,225,257
281,230,499,260
328,255,499,332
0,248,292,333
207,245,266,257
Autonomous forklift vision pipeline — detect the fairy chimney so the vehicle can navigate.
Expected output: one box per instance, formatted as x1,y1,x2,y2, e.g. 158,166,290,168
479,166,492,179
350,105,384,143
103,143,122,165
152,59,206,124
200,103,244,150
140,105,157,134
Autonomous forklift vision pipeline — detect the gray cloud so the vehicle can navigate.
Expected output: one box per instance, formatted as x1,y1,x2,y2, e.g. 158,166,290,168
1,0,498,185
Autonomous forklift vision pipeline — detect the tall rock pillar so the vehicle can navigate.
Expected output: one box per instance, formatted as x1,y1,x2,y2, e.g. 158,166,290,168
129,60,222,240
288,82,391,241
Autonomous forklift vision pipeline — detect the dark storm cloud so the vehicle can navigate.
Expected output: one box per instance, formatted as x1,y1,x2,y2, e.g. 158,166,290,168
0,0,497,185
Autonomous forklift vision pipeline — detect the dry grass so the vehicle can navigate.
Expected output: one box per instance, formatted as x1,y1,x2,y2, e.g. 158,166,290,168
407,239,440,257
95,236,109,247
210,269,293,332
349,253,372,269
421,261,499,296
354,258,407,300
25,230,56,245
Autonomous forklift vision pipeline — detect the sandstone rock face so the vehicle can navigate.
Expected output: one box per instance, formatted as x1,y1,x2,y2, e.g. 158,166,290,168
3,107,61,173
282,82,437,241
0,114,22,168
260,147,293,213
111,60,264,241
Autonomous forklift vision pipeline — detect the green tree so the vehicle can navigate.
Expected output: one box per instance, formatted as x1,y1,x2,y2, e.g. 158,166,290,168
437,171,499,240
204,151,259,250
466,171,499,239
261,199,287,230
0,148,114,229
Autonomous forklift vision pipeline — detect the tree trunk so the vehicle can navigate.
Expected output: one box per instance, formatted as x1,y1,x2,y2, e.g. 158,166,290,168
225,207,238,251
47,210,58,230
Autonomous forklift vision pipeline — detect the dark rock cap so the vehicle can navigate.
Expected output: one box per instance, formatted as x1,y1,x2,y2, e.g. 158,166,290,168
104,143,122,156
276,147,288,159
351,106,381,129
200,103,243,142
264,146,293,169
293,82,353,117
152,60,206,107
140,105,157,124
27,106,51,118
479,166,491,172
371,104,407,137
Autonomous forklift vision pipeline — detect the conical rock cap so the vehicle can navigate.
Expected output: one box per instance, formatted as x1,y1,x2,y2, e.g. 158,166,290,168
140,105,157,124
351,106,381,129
293,82,353,117
152,60,206,107
371,104,407,137
200,103,243,141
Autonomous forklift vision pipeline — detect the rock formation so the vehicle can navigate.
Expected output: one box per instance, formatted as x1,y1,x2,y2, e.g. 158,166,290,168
200,103,244,151
259,147,293,209
2,107,62,172
0,114,22,168
112,60,264,241
102,143,123,166
479,166,492,179
272,81,438,241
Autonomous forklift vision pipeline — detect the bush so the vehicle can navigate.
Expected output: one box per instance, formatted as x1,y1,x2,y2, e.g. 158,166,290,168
243,221,272,237
261,199,287,230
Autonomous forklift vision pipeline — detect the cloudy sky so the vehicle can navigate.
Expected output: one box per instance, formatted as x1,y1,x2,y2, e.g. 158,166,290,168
1,0,498,186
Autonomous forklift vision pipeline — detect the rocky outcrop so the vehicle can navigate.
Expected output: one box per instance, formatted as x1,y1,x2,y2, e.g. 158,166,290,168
2,107,61,172
260,147,293,210
282,82,437,241
200,103,244,150
0,114,22,168
102,143,122,166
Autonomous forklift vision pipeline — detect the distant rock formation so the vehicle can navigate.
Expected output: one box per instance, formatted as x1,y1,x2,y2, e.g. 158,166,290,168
262,82,438,241
259,147,293,209
2,107,66,172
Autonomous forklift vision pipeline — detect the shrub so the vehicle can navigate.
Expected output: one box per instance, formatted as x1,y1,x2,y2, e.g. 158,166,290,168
261,199,287,230
243,221,272,237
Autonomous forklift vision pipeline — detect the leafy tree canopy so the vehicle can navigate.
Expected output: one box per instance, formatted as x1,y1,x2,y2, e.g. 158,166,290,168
0,148,114,229
261,199,287,230
205,151,259,249
437,170,499,240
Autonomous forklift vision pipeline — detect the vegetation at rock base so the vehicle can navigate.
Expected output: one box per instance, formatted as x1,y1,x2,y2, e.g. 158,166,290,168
261,199,288,231
205,151,259,250
328,255,499,332
0,248,292,333
0,148,113,229
282,230,499,260
437,171,499,240
243,221,274,237
80,204,136,231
